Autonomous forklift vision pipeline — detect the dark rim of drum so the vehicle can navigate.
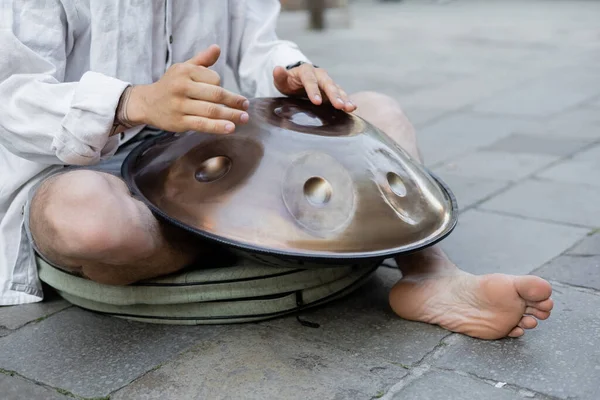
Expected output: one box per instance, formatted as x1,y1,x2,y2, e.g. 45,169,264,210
121,132,460,263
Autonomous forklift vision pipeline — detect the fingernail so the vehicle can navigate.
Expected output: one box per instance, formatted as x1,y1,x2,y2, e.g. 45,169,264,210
314,95,321,102
242,100,250,109
337,97,345,105
240,112,249,123
348,101,354,107
225,123,235,133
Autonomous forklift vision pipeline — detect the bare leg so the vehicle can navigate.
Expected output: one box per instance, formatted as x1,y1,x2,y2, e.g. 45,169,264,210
350,91,554,339
29,170,211,285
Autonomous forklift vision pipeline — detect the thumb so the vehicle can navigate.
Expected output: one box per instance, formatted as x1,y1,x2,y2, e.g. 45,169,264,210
186,44,221,67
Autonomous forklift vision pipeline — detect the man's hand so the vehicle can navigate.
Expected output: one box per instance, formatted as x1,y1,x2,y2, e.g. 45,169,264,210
124,45,249,135
273,63,356,113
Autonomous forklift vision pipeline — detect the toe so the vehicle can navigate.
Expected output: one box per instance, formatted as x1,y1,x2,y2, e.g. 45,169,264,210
508,327,524,338
525,307,551,320
515,276,552,302
518,315,538,330
527,298,554,312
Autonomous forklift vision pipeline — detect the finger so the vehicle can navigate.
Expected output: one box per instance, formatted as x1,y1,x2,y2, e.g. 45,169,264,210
189,66,222,87
182,115,237,135
315,70,344,110
299,66,322,104
337,85,356,112
273,66,290,92
186,44,221,67
186,82,249,111
182,100,249,125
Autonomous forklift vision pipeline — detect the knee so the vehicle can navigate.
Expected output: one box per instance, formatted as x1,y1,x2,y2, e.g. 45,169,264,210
350,91,403,112
30,171,142,259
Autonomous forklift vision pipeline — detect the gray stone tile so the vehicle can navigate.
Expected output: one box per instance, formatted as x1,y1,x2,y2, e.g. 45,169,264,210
434,286,600,399
480,180,600,228
0,308,225,399
483,133,592,157
567,233,600,256
112,324,408,400
0,291,70,330
0,327,10,337
575,144,600,162
536,159,600,188
433,151,557,182
533,255,600,291
400,72,530,111
262,267,449,366
417,113,539,166
1,374,71,400
519,108,600,139
392,370,520,400
433,173,509,210
439,209,588,275
472,74,600,117
402,106,450,128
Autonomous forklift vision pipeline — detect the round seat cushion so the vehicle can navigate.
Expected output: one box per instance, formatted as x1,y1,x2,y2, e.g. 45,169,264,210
38,256,379,325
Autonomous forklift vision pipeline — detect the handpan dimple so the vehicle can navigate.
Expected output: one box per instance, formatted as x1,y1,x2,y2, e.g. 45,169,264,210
274,105,325,127
281,152,356,237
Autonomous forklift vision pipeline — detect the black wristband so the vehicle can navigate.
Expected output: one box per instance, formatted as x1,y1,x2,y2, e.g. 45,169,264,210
285,61,319,70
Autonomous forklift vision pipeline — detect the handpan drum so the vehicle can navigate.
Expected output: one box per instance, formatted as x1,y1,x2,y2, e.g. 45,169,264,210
121,97,458,265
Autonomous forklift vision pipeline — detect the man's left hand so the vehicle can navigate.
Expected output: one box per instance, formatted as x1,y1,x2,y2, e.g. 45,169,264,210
273,64,356,113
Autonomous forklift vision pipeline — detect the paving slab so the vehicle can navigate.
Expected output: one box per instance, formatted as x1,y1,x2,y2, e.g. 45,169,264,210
1,374,71,400
438,209,588,275
112,324,409,400
0,307,226,399
434,285,600,400
0,290,70,330
428,172,508,210
533,255,600,291
480,179,600,228
517,108,600,139
402,106,450,128
417,113,539,166
536,159,600,188
567,233,600,256
398,72,531,111
471,73,600,117
482,133,592,157
391,370,524,400
574,144,600,161
433,151,557,182
261,267,449,366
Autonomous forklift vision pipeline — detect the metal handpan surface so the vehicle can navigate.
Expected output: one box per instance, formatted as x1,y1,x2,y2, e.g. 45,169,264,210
122,97,458,262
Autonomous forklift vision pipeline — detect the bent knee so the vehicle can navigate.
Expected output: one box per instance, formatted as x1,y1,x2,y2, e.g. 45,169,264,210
350,90,398,106
29,170,146,260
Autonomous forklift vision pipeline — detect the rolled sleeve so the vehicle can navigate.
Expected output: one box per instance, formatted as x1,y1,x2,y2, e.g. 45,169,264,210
54,72,130,164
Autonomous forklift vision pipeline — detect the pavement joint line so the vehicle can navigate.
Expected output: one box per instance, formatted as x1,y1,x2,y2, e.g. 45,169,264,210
0,367,98,399
378,332,457,399
10,304,75,332
544,279,600,297
473,207,599,231
430,366,563,400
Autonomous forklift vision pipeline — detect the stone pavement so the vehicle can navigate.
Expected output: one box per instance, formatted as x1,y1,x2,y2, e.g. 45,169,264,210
2,0,600,398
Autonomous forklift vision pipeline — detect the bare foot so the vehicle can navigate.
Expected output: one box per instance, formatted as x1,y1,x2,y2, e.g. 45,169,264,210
389,262,554,340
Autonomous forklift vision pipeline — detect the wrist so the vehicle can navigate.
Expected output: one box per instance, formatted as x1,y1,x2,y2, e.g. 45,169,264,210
124,85,149,126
